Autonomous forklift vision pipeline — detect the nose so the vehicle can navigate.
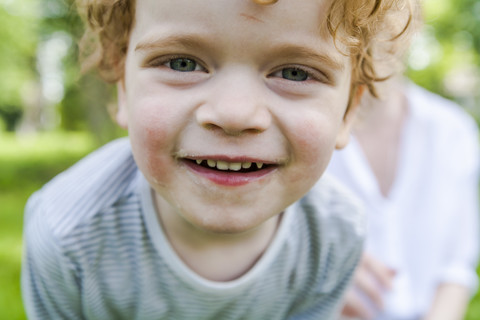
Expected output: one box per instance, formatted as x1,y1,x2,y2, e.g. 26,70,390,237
196,69,272,136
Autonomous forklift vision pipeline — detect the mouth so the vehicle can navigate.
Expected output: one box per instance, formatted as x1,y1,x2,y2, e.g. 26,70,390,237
182,157,277,186
191,159,270,172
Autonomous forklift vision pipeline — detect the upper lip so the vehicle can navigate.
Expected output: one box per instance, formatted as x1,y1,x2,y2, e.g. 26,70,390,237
186,155,276,163
177,151,282,163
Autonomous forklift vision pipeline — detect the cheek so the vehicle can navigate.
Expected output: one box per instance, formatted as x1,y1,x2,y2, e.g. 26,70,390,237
127,93,184,145
292,114,340,167
281,109,343,191
280,87,350,170
127,99,181,183
297,131,335,183
131,112,168,145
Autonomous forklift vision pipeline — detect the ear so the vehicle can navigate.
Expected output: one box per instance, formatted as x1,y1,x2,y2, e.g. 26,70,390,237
116,81,129,129
335,85,365,149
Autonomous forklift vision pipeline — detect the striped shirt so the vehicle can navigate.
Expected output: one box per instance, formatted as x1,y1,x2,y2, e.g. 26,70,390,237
22,138,365,320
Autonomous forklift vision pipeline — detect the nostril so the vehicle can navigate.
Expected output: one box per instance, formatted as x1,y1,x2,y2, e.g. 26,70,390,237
201,123,262,137
195,94,272,135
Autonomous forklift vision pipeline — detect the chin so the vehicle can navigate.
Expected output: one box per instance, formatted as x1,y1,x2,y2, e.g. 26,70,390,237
186,210,269,236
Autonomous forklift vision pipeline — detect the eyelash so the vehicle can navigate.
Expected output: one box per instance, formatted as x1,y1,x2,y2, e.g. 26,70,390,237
147,55,207,72
270,65,329,83
146,56,329,83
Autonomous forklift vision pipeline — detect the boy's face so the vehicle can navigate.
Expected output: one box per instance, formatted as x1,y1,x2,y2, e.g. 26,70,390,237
118,0,357,234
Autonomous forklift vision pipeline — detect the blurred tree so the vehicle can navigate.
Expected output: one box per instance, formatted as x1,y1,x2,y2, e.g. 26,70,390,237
0,105,23,132
0,0,40,129
31,0,124,143
407,0,480,119
45,0,125,143
0,0,123,142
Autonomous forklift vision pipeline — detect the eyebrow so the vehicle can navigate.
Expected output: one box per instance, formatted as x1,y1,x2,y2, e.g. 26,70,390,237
271,44,345,72
135,34,209,52
135,34,345,72
239,13,265,23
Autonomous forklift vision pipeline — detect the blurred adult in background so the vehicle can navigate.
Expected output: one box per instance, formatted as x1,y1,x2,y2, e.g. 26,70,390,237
327,76,479,320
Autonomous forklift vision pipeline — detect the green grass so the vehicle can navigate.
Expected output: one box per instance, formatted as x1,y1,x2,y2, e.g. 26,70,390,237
0,131,97,320
0,190,30,320
1,131,480,319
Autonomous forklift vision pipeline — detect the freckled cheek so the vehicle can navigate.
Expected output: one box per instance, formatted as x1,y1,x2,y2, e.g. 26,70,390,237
132,114,169,146
128,102,180,184
291,118,338,171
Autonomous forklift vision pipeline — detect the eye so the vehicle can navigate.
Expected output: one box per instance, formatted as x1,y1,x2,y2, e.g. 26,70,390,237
281,67,308,81
168,58,201,72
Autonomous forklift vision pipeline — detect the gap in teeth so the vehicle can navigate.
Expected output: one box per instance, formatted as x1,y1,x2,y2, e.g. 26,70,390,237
195,159,264,171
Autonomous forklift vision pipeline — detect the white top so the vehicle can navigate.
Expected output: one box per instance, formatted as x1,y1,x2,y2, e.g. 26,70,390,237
22,138,365,320
326,83,480,319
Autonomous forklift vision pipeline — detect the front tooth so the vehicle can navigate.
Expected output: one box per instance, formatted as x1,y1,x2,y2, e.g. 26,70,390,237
256,162,264,169
196,159,202,165
229,162,242,171
216,160,229,170
207,159,216,168
242,162,252,169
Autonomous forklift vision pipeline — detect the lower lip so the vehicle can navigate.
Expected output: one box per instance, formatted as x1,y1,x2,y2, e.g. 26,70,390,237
183,161,276,186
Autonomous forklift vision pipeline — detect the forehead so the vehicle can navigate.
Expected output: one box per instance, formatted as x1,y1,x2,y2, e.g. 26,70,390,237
128,0,350,75
132,0,334,44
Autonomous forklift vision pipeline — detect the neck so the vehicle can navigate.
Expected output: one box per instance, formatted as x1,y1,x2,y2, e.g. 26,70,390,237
353,78,408,197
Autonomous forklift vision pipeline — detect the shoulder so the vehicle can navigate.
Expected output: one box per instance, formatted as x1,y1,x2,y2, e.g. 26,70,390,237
406,83,479,167
305,173,365,239
24,138,139,239
291,174,365,291
407,82,478,136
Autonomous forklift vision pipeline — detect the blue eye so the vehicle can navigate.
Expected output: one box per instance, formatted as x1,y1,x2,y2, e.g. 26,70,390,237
169,58,198,72
282,68,308,81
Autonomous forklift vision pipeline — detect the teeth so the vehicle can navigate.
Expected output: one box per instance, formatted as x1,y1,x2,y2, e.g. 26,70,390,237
242,162,252,169
207,159,216,168
216,161,229,170
194,159,265,171
229,162,242,171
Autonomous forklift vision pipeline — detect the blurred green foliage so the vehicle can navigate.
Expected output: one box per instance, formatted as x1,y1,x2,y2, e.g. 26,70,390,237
407,0,480,119
0,0,124,141
0,0,39,109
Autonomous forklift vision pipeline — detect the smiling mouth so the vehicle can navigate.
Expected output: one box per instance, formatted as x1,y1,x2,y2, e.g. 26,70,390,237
188,159,271,172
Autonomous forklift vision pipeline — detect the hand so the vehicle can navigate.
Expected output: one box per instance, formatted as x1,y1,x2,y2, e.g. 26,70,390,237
423,283,470,320
341,253,396,319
